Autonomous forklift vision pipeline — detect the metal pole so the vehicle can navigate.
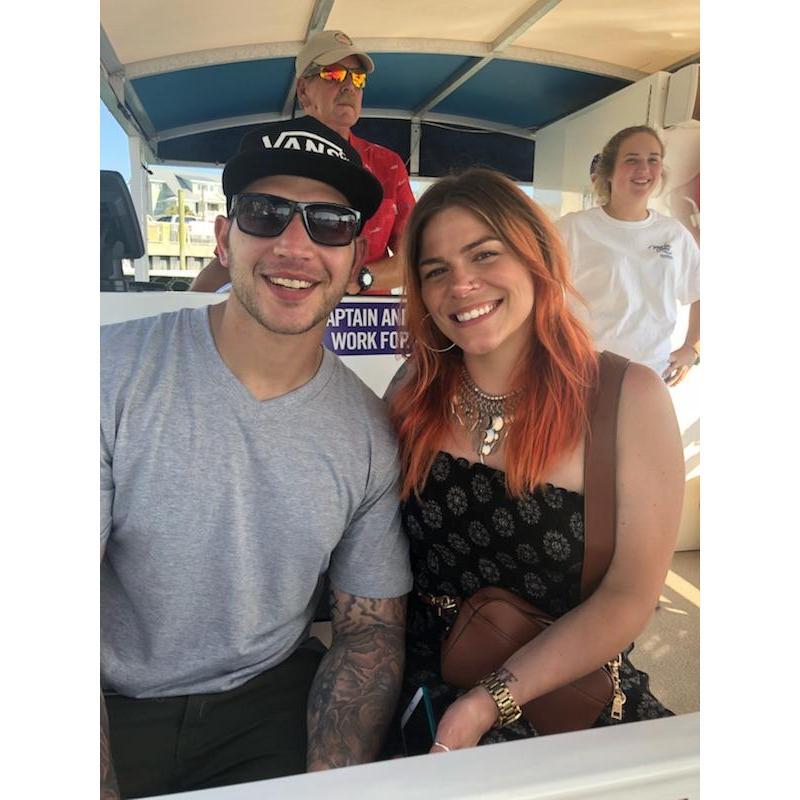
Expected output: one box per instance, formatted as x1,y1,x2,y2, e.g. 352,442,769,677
410,119,421,177
178,188,186,270
128,136,151,282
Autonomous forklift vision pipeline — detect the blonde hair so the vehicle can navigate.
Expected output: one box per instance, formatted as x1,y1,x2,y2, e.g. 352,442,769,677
593,125,668,205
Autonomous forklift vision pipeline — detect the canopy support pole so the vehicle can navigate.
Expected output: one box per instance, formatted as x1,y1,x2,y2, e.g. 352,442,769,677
128,137,150,282
410,119,421,177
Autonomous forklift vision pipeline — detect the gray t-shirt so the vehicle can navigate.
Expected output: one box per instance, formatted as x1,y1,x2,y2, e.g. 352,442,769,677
101,306,411,698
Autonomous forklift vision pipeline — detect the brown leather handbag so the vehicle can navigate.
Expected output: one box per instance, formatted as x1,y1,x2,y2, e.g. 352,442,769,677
435,351,630,736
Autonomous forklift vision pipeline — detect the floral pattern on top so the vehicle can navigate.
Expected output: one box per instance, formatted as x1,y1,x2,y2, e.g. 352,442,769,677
395,451,672,752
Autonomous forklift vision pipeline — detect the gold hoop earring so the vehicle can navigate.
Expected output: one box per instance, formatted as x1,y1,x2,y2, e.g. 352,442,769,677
418,313,456,353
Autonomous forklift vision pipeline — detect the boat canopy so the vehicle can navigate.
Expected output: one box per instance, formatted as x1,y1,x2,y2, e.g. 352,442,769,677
100,0,698,182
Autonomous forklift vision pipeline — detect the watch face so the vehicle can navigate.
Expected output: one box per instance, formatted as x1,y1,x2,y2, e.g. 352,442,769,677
358,267,374,290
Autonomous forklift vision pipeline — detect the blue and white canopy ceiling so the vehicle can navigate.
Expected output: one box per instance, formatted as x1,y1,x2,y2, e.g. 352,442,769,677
101,0,699,182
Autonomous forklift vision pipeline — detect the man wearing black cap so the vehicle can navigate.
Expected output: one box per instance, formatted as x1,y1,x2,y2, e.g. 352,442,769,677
191,29,414,296
101,117,412,798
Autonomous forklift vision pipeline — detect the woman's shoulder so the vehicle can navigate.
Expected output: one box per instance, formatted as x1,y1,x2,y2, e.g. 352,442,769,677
620,359,667,395
593,353,673,433
616,360,677,439
612,361,684,531
382,358,417,403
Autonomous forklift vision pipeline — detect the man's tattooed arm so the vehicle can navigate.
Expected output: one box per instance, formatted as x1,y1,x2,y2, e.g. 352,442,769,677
101,692,120,799
306,587,406,770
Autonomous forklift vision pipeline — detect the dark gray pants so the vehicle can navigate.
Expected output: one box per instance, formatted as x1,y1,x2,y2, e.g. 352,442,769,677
105,641,325,798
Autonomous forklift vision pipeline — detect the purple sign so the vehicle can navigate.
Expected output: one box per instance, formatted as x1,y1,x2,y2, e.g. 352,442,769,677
323,300,408,356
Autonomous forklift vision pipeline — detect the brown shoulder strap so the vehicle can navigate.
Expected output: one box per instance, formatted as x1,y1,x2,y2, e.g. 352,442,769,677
581,351,630,600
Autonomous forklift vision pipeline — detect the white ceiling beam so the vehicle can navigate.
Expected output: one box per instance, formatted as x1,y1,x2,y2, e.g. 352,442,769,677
281,0,336,117
407,112,536,141
100,24,158,146
157,108,536,146
664,52,700,73
500,44,645,81
125,42,301,79
123,38,645,84
490,0,564,51
413,0,564,116
306,0,335,35
412,56,490,117
100,23,123,74
101,65,154,150
157,112,288,146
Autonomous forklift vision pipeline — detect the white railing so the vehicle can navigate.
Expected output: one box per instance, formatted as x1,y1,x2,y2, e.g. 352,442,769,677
149,713,699,800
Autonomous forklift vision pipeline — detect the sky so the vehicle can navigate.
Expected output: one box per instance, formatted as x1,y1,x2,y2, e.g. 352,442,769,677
100,101,132,181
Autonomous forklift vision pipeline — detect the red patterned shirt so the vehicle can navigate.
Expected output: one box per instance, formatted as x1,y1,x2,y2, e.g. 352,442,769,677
350,133,415,265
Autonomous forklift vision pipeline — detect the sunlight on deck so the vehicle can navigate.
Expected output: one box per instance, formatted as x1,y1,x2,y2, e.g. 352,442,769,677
664,568,700,607
635,550,699,714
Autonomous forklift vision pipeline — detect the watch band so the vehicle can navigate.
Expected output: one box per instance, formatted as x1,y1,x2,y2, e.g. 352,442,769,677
477,671,523,728
689,344,700,365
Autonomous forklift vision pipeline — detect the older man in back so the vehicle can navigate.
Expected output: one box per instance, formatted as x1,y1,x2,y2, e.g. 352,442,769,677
191,30,414,295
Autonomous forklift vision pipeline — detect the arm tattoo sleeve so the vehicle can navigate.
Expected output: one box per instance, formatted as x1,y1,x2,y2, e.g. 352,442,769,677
101,692,120,800
306,591,406,770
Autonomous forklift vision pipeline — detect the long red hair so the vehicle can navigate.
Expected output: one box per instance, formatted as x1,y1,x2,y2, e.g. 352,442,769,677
389,169,598,499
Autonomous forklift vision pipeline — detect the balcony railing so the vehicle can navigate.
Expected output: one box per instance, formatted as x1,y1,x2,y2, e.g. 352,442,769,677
146,221,216,265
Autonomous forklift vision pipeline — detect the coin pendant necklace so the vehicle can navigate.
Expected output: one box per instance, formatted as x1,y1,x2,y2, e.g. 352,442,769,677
450,365,521,463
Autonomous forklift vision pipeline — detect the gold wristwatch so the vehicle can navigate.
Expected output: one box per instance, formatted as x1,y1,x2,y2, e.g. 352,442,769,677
477,671,523,728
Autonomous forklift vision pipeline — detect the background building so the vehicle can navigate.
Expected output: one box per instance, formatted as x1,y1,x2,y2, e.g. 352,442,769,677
143,166,223,274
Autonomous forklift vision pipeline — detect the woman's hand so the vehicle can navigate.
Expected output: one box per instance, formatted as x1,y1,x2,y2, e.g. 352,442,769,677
662,343,698,386
429,686,499,753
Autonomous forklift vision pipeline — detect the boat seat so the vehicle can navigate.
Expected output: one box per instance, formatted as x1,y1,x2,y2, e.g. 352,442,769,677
100,170,165,292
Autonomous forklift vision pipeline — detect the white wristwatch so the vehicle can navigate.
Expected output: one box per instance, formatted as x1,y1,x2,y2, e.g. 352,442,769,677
356,266,374,293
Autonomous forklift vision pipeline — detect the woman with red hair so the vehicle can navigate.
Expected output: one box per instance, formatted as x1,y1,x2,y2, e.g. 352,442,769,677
387,169,683,753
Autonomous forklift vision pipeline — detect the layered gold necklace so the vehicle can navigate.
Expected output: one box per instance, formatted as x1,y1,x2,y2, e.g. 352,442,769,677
450,366,521,463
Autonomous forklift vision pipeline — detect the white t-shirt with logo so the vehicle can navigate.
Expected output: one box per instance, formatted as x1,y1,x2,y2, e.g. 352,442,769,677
556,206,700,374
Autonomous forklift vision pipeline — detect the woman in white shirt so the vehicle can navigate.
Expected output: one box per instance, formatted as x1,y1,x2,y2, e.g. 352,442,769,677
557,126,700,386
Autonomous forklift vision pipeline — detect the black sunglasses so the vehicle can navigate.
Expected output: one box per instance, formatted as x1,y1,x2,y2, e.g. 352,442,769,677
230,193,361,247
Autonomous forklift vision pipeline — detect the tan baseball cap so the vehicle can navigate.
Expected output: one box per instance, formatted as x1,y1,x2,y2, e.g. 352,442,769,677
295,30,375,78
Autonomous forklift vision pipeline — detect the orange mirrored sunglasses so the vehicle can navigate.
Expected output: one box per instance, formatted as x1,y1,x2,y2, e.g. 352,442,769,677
316,65,367,89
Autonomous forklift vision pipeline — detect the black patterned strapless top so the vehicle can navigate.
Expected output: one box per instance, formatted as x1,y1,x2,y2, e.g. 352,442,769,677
397,451,671,748
404,451,586,618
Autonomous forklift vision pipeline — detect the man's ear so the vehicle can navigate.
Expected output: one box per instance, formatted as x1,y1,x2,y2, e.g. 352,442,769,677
350,236,368,282
214,215,232,269
295,78,309,111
